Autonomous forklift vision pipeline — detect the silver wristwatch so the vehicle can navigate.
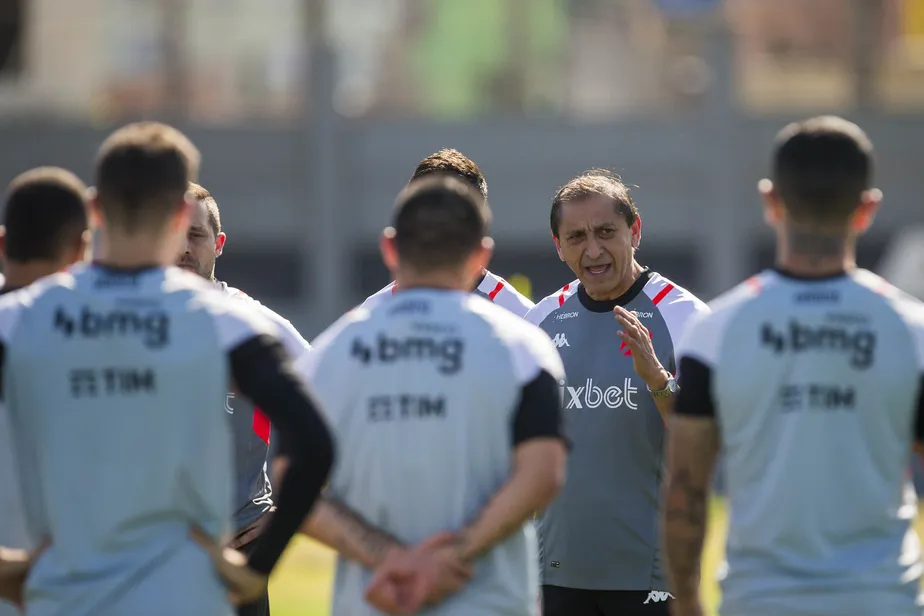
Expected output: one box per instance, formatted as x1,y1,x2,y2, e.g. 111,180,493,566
648,377,680,398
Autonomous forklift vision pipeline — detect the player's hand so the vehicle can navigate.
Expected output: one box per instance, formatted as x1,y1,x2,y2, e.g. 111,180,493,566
0,540,47,610
614,306,669,388
227,507,274,550
190,526,269,607
364,532,471,614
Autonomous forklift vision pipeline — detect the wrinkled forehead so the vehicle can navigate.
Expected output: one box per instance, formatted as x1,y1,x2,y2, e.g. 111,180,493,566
558,195,630,232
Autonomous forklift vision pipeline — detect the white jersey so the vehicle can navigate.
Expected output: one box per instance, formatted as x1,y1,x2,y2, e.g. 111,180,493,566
0,289,26,616
297,288,566,616
360,269,534,318
675,269,924,616
1,265,285,616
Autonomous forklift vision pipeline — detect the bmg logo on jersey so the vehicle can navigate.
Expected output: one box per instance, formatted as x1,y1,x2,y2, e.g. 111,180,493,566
761,320,876,369
351,334,464,375
54,306,170,350
560,378,638,410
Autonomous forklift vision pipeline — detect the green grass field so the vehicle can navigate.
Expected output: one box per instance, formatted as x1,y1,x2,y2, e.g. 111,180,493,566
266,498,924,615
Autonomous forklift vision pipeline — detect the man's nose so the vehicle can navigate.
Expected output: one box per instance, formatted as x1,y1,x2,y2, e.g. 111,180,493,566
584,236,604,259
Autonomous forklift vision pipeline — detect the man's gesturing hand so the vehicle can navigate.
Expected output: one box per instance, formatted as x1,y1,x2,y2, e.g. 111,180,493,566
191,526,269,606
364,532,472,614
614,306,670,390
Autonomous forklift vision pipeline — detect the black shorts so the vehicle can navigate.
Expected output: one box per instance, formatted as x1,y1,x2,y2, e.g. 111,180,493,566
542,585,672,616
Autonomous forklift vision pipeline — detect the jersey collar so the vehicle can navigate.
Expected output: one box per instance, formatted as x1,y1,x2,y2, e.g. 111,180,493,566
578,268,652,313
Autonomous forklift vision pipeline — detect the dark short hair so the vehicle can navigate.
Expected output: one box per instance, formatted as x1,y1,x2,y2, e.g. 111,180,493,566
550,170,639,238
3,167,89,261
391,175,491,271
771,115,874,226
95,122,200,232
410,149,488,200
187,182,221,237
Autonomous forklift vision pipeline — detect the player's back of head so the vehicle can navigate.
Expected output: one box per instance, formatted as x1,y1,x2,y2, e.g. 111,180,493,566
410,148,488,200
391,175,491,272
3,166,89,263
95,122,200,233
771,115,874,226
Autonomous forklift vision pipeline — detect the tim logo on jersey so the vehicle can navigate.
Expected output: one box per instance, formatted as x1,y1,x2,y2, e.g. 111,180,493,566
559,378,638,410
761,320,876,370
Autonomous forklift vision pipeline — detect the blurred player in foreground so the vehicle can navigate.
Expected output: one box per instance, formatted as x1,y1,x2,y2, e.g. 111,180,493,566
526,170,708,616
0,122,333,616
298,176,568,615
360,148,534,317
665,116,924,616
178,182,312,616
0,167,91,615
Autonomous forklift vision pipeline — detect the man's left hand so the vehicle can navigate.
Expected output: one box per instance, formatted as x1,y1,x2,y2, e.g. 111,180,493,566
614,306,670,389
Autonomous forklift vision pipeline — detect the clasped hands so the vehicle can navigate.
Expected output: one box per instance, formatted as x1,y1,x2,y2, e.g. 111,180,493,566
364,532,472,615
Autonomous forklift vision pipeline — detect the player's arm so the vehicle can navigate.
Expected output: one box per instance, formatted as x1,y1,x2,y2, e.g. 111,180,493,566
662,356,719,606
229,334,335,575
453,369,567,562
300,491,404,569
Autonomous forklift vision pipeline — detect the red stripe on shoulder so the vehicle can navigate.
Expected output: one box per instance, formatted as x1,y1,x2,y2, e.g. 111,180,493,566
557,283,570,307
745,276,762,293
252,408,271,444
391,283,398,295
651,283,674,305
488,281,504,300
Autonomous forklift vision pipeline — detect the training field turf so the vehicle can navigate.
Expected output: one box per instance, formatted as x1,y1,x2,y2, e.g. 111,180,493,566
266,498,924,615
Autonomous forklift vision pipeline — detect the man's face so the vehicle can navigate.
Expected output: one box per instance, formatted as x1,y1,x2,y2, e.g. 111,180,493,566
176,198,224,279
554,195,640,299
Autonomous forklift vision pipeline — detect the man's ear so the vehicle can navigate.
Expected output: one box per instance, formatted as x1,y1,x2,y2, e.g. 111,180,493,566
215,232,226,258
631,217,642,250
850,188,882,233
380,228,399,273
88,191,105,230
552,235,564,261
0,226,7,260
758,179,784,227
73,229,92,265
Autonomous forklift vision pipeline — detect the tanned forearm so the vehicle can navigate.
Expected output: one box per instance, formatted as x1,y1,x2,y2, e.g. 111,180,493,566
456,441,565,562
662,415,719,602
301,495,402,569
645,368,674,421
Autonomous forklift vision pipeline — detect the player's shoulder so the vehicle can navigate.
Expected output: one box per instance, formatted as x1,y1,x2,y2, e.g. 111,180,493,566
218,282,311,352
296,306,370,379
465,294,565,382
849,269,924,326
525,279,581,326
0,271,76,339
477,270,535,317
169,275,280,348
358,281,397,311
642,271,710,321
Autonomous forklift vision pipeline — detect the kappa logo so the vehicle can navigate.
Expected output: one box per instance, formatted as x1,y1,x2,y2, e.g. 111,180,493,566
551,333,570,348
643,591,674,604
619,331,653,356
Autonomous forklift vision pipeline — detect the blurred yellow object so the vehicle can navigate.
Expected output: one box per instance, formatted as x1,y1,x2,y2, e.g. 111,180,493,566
905,0,924,39
507,274,533,301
